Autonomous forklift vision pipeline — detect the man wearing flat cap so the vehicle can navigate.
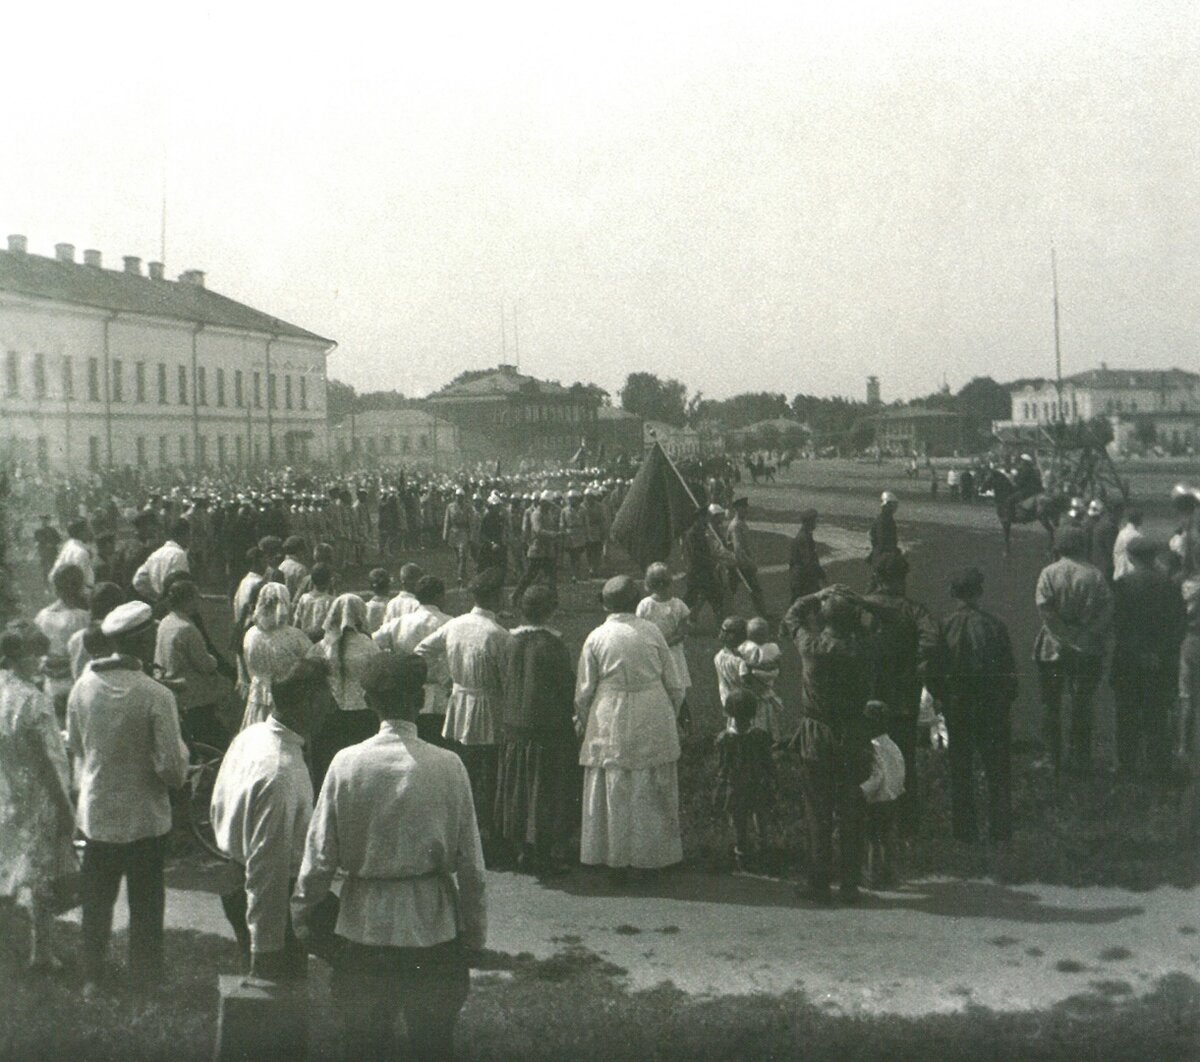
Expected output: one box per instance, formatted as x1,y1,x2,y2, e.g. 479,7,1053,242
1111,535,1184,776
67,601,189,997
1033,526,1112,773
940,568,1017,843
416,567,513,852
293,651,486,1060
788,508,826,604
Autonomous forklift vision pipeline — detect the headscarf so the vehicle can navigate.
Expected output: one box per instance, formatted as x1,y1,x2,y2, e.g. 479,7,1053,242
323,593,369,683
254,582,293,633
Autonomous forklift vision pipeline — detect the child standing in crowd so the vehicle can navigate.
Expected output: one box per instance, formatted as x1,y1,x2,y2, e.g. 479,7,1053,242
714,616,751,728
861,700,905,889
293,563,335,638
738,616,786,744
364,568,391,634
637,563,692,730
713,690,775,872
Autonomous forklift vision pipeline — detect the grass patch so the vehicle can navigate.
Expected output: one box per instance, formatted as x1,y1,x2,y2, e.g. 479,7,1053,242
1055,959,1088,974
988,935,1020,948
1099,946,1134,963
614,925,643,936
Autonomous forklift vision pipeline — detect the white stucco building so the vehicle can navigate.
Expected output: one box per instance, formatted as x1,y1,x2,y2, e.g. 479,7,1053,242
998,365,1200,452
0,235,334,473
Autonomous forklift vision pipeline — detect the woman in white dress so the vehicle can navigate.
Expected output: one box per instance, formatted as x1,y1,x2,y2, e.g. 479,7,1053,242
308,593,380,785
239,583,312,730
0,624,76,969
576,575,686,880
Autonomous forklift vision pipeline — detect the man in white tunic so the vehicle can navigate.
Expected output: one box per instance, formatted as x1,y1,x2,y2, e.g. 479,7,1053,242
576,575,685,879
292,653,485,1061
50,518,95,589
415,568,512,847
132,518,191,603
210,657,331,980
376,576,453,745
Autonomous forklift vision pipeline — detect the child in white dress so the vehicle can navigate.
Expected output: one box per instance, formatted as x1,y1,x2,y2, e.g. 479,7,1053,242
714,616,752,731
861,700,906,889
637,563,692,730
738,617,786,744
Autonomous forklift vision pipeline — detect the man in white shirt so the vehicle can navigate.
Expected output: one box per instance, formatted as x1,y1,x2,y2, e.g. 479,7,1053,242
50,518,95,589
374,576,452,745
67,601,189,996
277,535,310,602
415,568,513,846
210,657,332,980
1111,508,1144,583
383,562,424,623
232,546,266,624
293,652,485,1061
132,518,191,603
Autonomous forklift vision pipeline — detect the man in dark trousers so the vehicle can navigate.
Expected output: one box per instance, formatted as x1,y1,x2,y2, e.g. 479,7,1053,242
868,492,899,586
788,508,826,605
1111,535,1185,776
940,567,1018,844
682,505,734,628
782,585,877,905
863,551,941,836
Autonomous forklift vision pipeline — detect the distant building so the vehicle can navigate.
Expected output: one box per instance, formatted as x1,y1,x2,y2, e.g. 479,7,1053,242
870,407,969,456
643,420,705,459
591,405,644,459
866,375,881,407
998,365,1200,454
424,364,604,466
0,234,333,473
329,409,463,470
726,417,810,451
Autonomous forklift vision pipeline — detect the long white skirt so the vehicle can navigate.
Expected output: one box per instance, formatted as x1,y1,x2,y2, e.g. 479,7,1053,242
580,763,683,869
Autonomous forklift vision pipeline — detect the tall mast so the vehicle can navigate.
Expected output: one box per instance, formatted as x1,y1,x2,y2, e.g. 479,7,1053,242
1051,245,1063,410
500,303,507,361
513,301,520,369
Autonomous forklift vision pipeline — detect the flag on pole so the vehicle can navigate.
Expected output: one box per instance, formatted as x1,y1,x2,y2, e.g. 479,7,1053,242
609,442,701,569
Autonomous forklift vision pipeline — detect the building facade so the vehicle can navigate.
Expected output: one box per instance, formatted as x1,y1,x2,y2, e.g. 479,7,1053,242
869,407,969,456
424,364,605,466
0,235,333,474
329,409,464,470
1000,366,1200,454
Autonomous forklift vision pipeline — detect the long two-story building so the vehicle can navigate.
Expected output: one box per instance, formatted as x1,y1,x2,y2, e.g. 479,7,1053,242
0,235,333,473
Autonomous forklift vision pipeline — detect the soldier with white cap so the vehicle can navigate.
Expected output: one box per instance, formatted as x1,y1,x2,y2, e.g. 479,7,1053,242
511,491,561,602
443,488,473,586
67,600,189,997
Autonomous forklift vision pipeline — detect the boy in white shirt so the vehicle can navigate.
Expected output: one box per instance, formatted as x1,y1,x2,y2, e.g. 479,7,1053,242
860,700,906,889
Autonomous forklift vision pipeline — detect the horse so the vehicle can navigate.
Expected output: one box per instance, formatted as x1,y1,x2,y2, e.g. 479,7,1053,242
980,468,1061,554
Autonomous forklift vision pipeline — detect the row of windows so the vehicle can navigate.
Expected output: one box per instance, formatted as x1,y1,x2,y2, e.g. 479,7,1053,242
4,351,311,411
80,433,292,471
334,432,436,456
1021,398,1079,422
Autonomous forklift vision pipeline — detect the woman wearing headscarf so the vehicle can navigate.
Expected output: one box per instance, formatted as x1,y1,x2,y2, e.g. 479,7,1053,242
308,592,381,786
0,623,76,970
576,576,686,883
240,583,312,730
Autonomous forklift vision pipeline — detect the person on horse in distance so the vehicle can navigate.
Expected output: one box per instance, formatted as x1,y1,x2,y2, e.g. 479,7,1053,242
1010,454,1043,521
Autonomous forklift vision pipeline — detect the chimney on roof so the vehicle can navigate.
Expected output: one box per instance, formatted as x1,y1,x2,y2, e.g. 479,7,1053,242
55,243,75,263
497,363,517,374
83,249,102,267
178,269,205,288
147,261,164,281
1100,361,1108,371
123,256,142,275
7,234,27,254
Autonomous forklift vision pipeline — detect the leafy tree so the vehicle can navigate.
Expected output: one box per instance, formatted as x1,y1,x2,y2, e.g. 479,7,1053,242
756,423,782,453
326,378,358,418
1133,418,1157,446
780,422,809,451
957,376,1012,422
357,390,409,412
619,372,688,427
691,391,791,429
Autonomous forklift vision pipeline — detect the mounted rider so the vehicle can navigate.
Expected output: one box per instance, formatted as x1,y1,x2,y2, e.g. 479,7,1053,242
1010,453,1043,520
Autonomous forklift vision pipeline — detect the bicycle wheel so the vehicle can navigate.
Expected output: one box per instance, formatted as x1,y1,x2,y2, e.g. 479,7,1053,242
187,741,226,859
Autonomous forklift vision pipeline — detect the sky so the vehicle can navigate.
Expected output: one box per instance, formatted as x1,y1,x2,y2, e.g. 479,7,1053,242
3,1,1198,405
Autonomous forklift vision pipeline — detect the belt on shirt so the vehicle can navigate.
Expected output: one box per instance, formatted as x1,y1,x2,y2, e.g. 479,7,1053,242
596,680,661,694
347,869,452,883
451,685,490,696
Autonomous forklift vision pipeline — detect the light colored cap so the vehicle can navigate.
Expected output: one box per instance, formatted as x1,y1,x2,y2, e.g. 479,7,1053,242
881,491,898,505
100,600,154,637
1172,483,1197,501
1020,453,1033,462
487,491,504,505
708,503,725,516
539,490,556,503
1087,499,1104,515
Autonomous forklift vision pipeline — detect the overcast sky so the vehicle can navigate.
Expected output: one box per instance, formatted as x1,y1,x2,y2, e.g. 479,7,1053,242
3,1,1197,404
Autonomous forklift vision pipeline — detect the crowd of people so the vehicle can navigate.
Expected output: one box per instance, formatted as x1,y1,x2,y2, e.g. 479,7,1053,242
0,453,1198,1058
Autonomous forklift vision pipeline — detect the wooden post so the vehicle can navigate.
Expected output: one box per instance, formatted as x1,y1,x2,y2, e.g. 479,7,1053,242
214,975,308,1062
